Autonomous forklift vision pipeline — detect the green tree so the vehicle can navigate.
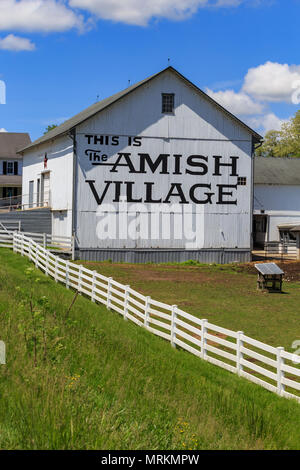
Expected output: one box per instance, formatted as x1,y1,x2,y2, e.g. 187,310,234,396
256,130,281,157
255,110,300,158
44,124,58,135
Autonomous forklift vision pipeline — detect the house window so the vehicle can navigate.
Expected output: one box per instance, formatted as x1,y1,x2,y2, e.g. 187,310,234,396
3,161,18,175
237,177,247,186
7,162,13,174
162,93,174,113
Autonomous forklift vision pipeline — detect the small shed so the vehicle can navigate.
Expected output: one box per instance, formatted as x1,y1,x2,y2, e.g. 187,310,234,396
255,263,284,292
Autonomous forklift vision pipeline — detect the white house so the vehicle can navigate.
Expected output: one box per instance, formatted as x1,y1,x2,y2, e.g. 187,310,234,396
254,156,300,254
19,67,262,262
0,132,31,210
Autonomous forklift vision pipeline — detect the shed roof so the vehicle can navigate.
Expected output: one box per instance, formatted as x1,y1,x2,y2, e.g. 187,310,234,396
254,157,300,185
19,66,262,154
0,132,31,159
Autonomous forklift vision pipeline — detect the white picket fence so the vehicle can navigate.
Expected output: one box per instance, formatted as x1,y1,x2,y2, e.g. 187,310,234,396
1,231,300,403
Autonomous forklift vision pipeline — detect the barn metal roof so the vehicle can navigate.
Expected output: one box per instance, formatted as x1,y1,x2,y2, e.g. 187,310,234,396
18,66,262,154
254,156,300,185
0,132,31,159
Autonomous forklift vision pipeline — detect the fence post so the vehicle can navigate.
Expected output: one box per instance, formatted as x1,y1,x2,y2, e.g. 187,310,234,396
45,250,49,276
21,233,24,257
277,347,285,396
28,238,32,261
78,265,83,293
237,331,244,376
201,319,208,359
43,233,46,249
143,296,150,328
124,285,130,321
35,244,39,268
91,271,97,302
66,261,70,289
54,257,59,282
12,232,16,252
171,305,178,348
106,277,112,310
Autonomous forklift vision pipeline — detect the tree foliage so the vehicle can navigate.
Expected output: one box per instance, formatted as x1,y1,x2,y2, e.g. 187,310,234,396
256,110,300,158
44,124,58,135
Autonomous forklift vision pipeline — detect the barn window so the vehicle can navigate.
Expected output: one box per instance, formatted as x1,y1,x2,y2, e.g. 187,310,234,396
237,177,247,186
162,93,174,113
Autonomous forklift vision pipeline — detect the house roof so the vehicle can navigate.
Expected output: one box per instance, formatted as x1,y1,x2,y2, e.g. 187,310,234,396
0,132,31,159
254,156,300,185
19,66,262,154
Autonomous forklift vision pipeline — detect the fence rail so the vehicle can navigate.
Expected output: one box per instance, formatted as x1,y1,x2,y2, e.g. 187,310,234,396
0,220,21,232
1,231,300,403
0,191,51,212
0,230,74,257
264,241,298,260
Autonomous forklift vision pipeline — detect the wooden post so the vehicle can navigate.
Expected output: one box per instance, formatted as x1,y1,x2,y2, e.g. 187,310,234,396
35,244,39,268
91,271,97,302
12,232,16,253
237,331,244,375
21,233,24,256
78,265,82,293
66,261,70,289
54,257,58,282
171,305,177,348
29,238,32,261
144,296,151,328
45,250,49,276
106,277,112,310
277,347,285,396
124,285,130,321
43,233,47,249
201,319,208,359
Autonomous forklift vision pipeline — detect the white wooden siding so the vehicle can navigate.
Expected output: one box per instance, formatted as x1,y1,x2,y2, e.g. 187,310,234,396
254,184,300,241
75,71,253,250
22,134,74,237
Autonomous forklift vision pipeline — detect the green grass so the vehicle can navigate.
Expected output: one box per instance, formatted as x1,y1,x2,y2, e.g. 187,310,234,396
79,260,300,351
1,249,300,449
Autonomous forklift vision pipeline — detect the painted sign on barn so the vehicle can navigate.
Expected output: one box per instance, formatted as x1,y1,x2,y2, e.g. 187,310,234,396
76,130,252,250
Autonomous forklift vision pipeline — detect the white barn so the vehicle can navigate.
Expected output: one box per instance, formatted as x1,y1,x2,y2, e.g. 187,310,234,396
19,67,262,263
254,157,300,253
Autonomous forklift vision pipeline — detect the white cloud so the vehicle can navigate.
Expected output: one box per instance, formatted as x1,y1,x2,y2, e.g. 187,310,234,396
246,113,289,135
0,128,7,132
0,0,260,34
205,88,264,115
0,0,83,33
0,34,35,51
243,61,300,103
69,0,247,26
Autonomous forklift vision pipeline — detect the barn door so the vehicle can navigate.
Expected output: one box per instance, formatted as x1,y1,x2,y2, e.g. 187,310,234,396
41,172,50,206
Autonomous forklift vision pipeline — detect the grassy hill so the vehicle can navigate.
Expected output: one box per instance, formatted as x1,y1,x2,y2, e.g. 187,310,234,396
0,248,300,449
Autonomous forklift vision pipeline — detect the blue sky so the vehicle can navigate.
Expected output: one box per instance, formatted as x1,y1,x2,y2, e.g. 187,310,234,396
0,0,299,141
